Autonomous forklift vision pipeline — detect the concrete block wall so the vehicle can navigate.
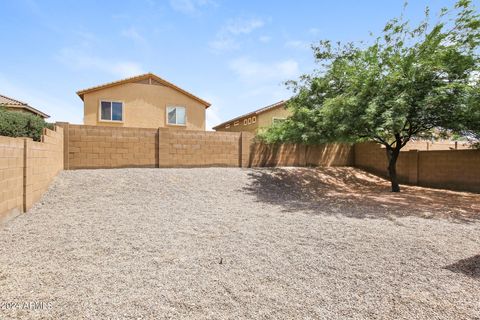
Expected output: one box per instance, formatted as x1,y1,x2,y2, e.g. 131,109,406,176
248,143,354,167
60,124,158,169
158,129,242,167
55,123,479,193
353,142,410,182
417,150,480,192
249,144,307,167
0,126,64,224
306,144,354,166
25,127,64,210
0,136,24,223
354,142,480,192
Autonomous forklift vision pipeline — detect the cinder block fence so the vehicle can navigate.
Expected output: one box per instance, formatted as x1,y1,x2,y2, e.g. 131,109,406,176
56,123,354,170
0,126,63,224
1,123,479,224
354,142,480,193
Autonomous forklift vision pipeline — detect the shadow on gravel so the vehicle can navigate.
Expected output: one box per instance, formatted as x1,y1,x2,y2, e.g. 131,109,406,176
243,167,480,222
445,255,480,279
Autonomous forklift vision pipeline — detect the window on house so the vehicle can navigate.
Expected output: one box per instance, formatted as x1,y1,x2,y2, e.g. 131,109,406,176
225,124,230,129
100,101,123,121
248,118,252,124
252,116,256,123
272,117,286,125
244,119,248,125
167,106,186,125
234,121,239,126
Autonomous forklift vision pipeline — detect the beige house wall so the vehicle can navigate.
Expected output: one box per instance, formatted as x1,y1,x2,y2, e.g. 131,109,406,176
256,106,292,132
216,105,292,134
83,82,206,130
0,126,64,224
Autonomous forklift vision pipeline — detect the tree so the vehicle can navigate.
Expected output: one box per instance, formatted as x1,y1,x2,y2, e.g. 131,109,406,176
260,0,480,192
0,106,52,141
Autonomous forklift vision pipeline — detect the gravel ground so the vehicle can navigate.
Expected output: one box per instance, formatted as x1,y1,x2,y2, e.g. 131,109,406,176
0,167,479,319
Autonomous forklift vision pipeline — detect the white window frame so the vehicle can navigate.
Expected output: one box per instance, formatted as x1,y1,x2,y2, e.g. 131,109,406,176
252,116,256,124
244,119,248,125
272,117,286,125
99,100,124,122
234,121,239,126
166,106,187,126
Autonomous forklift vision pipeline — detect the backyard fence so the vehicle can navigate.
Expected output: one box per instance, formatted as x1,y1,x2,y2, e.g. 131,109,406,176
354,142,480,193
0,126,63,223
56,123,354,170
1,123,479,224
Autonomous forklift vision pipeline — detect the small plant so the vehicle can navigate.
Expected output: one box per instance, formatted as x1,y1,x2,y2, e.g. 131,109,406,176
0,106,53,141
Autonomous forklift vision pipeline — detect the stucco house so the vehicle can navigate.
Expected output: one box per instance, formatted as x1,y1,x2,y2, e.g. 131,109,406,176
77,73,210,130
0,94,49,118
213,100,291,133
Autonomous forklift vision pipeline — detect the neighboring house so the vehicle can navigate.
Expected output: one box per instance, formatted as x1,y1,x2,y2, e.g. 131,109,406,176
213,100,291,133
0,94,49,118
77,73,211,130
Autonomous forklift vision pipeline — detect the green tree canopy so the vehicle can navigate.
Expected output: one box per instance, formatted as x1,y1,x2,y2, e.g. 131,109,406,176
260,0,480,192
0,106,52,141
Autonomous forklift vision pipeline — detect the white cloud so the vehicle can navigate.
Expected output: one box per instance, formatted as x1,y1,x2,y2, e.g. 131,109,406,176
58,48,145,78
209,17,266,52
309,27,321,35
229,57,300,84
285,40,309,49
224,18,264,35
259,35,271,43
169,0,215,15
209,36,239,51
121,27,146,45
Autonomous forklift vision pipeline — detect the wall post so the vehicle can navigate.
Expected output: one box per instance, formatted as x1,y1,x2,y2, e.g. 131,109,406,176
56,122,70,170
240,132,254,168
22,138,32,212
408,149,419,185
299,144,307,166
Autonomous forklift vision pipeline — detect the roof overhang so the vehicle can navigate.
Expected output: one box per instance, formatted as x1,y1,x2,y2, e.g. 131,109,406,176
76,73,211,108
212,100,287,130
0,94,49,118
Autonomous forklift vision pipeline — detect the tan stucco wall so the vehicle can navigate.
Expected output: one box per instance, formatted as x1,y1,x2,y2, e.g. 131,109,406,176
83,82,206,130
216,105,292,134
256,106,291,131
217,118,258,133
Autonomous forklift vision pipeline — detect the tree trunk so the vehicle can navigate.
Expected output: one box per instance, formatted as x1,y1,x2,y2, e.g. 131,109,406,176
386,147,400,192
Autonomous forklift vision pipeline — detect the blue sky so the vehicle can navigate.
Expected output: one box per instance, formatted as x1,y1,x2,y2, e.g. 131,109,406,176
0,0,476,129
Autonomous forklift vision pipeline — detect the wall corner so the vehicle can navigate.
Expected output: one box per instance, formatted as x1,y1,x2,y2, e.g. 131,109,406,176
56,122,70,170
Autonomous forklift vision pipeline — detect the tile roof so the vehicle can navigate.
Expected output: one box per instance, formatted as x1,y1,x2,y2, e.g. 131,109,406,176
76,73,211,108
0,94,50,118
0,94,26,106
212,100,287,129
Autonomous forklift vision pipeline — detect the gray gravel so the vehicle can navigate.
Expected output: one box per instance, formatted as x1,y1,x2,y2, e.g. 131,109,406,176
0,167,479,319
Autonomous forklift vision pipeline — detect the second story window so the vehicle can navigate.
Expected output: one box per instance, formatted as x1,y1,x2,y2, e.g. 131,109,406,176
100,101,123,122
167,106,186,125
